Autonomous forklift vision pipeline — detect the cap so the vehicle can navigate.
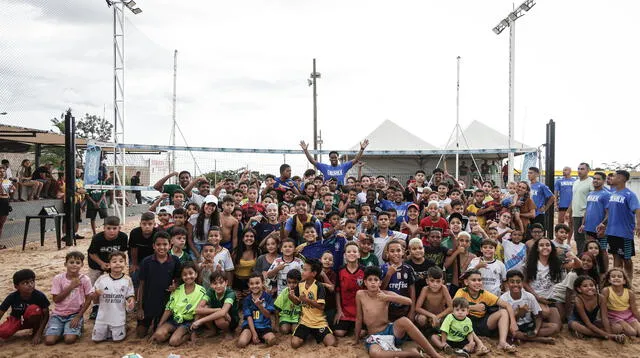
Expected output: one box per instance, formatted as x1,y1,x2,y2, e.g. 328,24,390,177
407,203,420,211
203,195,218,206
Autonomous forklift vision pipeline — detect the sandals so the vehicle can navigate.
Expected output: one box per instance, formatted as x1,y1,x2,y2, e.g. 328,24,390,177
476,345,490,356
499,344,518,353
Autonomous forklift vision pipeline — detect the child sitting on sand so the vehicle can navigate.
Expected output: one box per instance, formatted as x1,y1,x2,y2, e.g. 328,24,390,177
0,269,50,345
354,266,442,358
430,297,489,357
415,267,452,333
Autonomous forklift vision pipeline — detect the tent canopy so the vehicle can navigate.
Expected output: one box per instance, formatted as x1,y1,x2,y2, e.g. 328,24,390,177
0,123,87,146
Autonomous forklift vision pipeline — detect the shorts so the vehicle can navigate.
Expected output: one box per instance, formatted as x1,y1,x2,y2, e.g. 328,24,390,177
232,277,249,291
242,327,273,342
293,323,332,344
517,320,536,334
334,320,355,332
608,235,635,260
137,315,162,330
45,313,83,337
92,322,126,342
470,314,497,337
86,207,108,220
447,338,470,349
0,305,42,339
364,322,405,351
0,198,10,216
608,309,639,324
167,318,193,330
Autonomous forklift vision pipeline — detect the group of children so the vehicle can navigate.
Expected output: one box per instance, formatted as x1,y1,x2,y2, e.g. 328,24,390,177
1,166,639,358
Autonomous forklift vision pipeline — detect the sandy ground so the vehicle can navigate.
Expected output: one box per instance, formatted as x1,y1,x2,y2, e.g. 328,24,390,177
1,219,640,358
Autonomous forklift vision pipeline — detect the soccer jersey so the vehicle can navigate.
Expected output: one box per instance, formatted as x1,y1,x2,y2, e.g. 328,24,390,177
555,177,576,208
166,284,209,323
440,313,473,342
315,162,354,185
584,189,611,233
336,265,365,321
502,239,526,272
406,258,436,295
500,290,541,326
419,217,450,242
207,287,239,325
359,253,380,268
93,273,135,326
380,200,413,223
274,287,302,324
242,291,275,330
530,182,553,215
424,245,449,269
454,288,499,318
295,280,328,328
467,258,506,297
381,263,415,318
605,188,640,240
269,256,304,295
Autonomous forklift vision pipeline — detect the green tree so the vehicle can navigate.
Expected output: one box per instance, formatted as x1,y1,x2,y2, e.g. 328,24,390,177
46,110,113,166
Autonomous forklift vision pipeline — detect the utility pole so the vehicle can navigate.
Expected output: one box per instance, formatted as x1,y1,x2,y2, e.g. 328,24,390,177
170,49,178,181
309,59,321,161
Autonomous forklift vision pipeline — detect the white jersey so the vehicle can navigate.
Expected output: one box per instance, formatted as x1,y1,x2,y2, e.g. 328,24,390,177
500,290,541,326
467,257,506,297
502,239,526,272
268,256,304,295
92,273,134,326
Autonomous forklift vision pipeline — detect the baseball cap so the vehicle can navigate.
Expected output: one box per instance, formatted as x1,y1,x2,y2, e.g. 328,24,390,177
203,195,218,206
407,203,420,211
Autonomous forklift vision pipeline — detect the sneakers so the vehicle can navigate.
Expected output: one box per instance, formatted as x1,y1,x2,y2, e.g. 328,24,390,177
89,305,99,320
443,345,469,357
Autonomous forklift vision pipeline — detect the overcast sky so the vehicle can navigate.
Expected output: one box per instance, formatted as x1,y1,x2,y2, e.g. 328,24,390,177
1,0,639,172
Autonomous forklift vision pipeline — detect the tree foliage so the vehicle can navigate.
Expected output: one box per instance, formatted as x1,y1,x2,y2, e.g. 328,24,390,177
50,112,113,141
600,161,640,171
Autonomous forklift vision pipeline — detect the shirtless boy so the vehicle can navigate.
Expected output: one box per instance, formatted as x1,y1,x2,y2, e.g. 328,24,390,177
354,266,442,358
220,196,239,250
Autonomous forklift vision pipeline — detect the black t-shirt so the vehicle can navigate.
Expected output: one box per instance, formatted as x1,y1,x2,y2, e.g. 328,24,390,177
32,166,50,180
424,245,449,269
139,254,182,318
128,227,157,264
87,232,129,270
0,290,50,318
406,258,436,294
253,222,280,243
130,175,140,186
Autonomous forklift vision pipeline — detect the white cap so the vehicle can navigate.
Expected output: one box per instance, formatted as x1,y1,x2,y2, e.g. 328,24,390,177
203,195,218,206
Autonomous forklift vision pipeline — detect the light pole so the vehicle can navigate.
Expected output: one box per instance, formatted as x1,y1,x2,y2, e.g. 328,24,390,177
493,0,535,184
105,0,142,223
0,112,7,115
308,59,321,161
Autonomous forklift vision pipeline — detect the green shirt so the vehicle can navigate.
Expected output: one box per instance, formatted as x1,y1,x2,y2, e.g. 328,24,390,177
207,287,239,324
87,181,107,210
440,313,473,342
274,287,301,324
359,253,379,267
171,249,191,264
470,234,483,256
166,284,209,323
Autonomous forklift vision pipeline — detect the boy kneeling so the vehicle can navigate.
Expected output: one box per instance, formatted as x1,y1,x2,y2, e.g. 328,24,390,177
355,266,443,358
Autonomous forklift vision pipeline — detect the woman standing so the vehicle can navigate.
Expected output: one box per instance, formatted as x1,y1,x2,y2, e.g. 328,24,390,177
0,166,16,240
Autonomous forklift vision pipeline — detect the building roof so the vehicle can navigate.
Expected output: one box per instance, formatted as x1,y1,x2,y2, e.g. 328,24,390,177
444,120,534,151
349,119,438,151
0,123,87,146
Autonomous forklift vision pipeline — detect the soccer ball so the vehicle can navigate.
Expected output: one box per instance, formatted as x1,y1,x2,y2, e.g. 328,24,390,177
122,354,143,358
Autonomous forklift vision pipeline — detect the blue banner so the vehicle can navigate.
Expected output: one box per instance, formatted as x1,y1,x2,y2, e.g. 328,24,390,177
84,145,101,185
522,152,537,181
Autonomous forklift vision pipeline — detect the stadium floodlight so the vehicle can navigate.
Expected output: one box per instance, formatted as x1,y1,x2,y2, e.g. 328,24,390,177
124,0,142,14
492,0,536,184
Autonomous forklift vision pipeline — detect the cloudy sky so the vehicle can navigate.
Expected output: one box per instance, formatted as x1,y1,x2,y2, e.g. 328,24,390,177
1,0,639,173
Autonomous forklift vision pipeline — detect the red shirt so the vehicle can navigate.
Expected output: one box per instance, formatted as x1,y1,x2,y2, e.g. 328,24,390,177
419,216,450,245
337,265,364,321
241,202,265,223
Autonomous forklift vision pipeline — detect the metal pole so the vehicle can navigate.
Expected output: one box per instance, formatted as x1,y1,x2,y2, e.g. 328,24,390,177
507,19,516,184
64,110,76,245
171,49,177,180
544,120,556,239
312,58,318,162
318,130,323,163
455,56,461,181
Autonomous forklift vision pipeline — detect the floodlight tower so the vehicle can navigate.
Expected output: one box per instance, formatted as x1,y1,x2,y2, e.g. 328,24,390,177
106,0,142,222
492,0,535,184
308,59,321,161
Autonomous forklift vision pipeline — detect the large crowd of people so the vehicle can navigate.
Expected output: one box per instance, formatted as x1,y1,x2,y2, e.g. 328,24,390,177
1,142,639,358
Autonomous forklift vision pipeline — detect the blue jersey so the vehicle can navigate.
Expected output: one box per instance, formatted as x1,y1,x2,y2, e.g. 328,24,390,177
380,263,415,310
554,177,575,208
530,182,553,215
323,236,347,271
315,162,354,185
242,291,275,330
380,200,412,223
584,189,611,233
605,188,640,240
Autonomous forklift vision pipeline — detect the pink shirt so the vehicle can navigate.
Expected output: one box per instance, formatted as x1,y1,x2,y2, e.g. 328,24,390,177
50,273,92,316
